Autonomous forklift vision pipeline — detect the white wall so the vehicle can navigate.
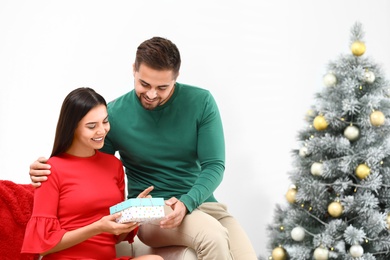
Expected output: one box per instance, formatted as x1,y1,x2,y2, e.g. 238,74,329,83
1,0,389,257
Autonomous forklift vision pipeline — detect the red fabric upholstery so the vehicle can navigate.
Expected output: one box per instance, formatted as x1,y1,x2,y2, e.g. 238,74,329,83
0,180,39,260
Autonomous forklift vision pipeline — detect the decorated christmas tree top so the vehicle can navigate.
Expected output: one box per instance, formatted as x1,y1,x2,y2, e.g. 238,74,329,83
263,22,390,260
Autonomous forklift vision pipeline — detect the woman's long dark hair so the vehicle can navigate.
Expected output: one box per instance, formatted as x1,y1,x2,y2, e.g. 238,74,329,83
50,87,107,157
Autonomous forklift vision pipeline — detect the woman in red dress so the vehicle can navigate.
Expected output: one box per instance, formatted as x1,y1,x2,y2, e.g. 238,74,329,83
21,87,163,260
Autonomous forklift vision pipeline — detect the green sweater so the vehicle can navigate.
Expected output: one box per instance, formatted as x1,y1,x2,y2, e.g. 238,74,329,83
101,83,225,213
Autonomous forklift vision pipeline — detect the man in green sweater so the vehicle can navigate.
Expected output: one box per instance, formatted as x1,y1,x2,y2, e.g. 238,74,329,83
29,37,257,259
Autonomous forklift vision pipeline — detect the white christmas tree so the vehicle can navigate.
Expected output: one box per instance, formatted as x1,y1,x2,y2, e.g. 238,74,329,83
262,22,390,260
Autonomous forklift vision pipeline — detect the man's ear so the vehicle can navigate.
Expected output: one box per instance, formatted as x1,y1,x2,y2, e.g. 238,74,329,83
132,63,136,76
174,71,180,80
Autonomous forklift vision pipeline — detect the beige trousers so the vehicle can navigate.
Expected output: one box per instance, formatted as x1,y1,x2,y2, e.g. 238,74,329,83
137,202,257,260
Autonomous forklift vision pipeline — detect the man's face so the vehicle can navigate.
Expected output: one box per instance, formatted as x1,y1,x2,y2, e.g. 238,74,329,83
133,64,177,110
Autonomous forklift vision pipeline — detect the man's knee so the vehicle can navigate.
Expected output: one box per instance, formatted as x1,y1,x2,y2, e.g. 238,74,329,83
197,224,230,248
195,224,233,259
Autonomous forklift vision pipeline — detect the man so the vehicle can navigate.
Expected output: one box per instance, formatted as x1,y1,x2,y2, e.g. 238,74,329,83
29,37,257,259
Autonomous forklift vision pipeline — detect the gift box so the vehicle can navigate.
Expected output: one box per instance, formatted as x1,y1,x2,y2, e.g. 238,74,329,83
109,198,165,223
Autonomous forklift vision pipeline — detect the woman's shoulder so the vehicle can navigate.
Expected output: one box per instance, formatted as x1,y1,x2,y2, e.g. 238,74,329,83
46,155,67,167
96,150,121,164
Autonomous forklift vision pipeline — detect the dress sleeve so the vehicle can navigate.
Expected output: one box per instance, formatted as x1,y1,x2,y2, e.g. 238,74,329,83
117,159,126,201
21,164,67,253
123,227,139,244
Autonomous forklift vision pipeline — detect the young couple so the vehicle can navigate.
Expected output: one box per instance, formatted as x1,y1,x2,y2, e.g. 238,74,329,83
25,37,257,259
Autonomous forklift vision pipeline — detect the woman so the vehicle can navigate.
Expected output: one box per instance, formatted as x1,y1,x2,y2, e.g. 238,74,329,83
21,87,162,260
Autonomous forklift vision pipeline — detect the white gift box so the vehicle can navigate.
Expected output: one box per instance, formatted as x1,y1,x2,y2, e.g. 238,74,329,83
109,198,165,223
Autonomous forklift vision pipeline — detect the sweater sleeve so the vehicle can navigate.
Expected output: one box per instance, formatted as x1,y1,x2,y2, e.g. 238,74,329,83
179,93,225,212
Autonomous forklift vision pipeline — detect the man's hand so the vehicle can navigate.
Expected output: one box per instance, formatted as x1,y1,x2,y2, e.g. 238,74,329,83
160,197,188,229
29,157,51,188
137,186,154,198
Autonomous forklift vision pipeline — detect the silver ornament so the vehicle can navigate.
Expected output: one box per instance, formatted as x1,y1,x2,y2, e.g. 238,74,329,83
311,162,323,176
364,71,375,84
313,247,329,260
291,226,305,241
344,125,360,141
299,147,309,157
349,244,364,257
323,73,337,87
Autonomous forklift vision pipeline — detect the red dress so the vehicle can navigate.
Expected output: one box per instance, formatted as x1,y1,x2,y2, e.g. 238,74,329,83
21,151,136,259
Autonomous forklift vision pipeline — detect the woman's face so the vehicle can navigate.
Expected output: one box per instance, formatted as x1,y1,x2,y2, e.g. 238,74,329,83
69,104,110,157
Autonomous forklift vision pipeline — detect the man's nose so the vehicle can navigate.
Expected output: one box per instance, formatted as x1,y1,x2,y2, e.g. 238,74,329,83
146,89,157,99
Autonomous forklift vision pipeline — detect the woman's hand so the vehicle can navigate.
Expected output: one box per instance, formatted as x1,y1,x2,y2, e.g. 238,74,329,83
98,213,139,235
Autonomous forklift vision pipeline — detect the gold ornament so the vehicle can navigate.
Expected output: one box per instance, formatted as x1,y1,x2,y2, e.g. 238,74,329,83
387,213,390,229
286,187,297,204
355,164,370,179
307,109,315,116
305,109,315,122
370,110,385,126
313,115,328,131
272,247,287,260
328,201,343,217
351,41,366,56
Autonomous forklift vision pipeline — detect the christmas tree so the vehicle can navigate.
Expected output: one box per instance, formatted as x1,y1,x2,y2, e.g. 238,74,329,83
263,22,390,260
